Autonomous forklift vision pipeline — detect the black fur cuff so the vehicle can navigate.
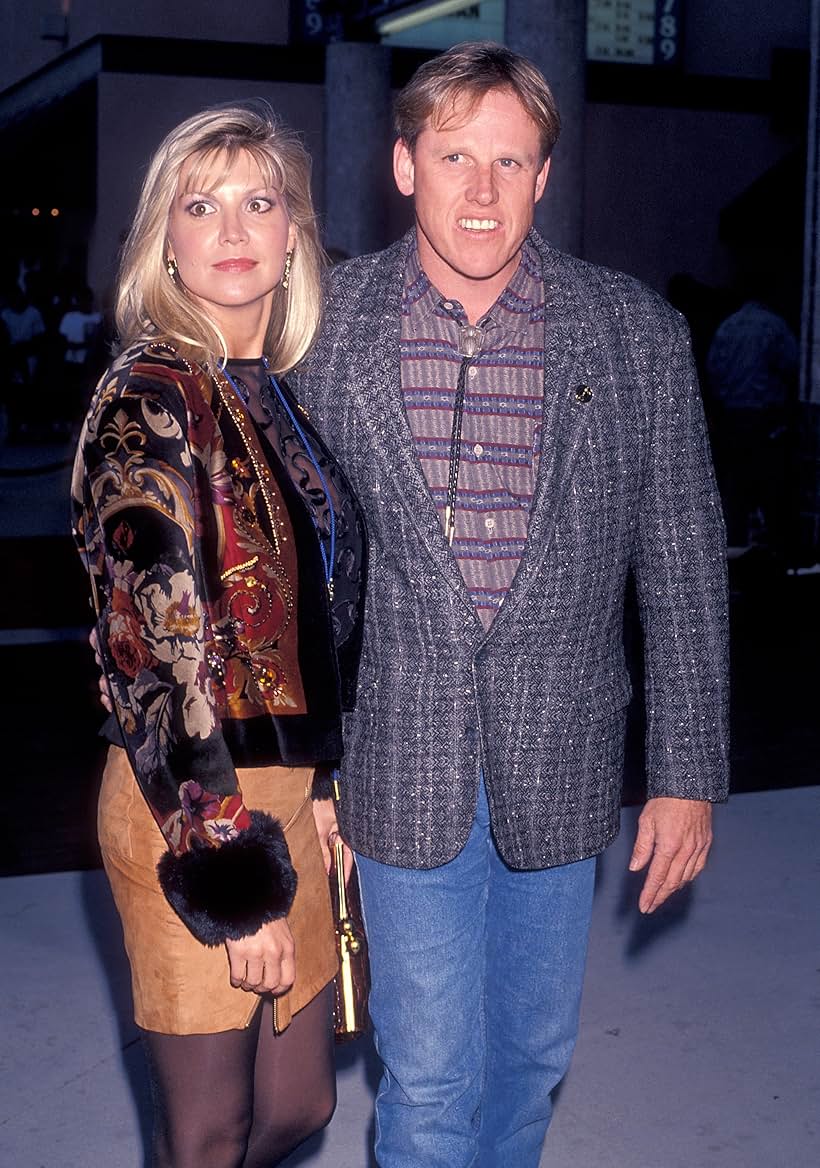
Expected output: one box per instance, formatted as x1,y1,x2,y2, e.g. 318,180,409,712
311,764,337,801
157,810,297,947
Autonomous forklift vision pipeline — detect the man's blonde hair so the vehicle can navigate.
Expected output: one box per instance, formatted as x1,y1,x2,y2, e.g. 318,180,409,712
394,41,560,163
116,100,323,375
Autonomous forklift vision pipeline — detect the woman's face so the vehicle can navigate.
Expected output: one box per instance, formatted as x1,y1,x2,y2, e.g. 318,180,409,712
166,148,296,349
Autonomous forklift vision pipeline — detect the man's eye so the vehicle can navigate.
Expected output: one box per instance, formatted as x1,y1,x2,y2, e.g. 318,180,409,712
498,158,518,169
445,153,462,163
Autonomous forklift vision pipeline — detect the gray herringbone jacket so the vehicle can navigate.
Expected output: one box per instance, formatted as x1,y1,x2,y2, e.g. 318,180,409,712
296,230,729,871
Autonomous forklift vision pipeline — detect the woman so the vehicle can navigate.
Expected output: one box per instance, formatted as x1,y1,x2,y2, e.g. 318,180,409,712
71,102,366,1167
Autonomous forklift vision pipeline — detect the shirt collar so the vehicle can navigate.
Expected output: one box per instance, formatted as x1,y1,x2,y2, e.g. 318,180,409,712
401,232,545,337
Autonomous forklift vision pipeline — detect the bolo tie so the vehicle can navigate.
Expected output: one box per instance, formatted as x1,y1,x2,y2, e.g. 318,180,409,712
443,322,485,546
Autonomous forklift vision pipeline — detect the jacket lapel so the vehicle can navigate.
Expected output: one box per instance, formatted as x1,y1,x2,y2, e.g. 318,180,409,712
486,237,600,635
347,231,603,626
351,236,476,610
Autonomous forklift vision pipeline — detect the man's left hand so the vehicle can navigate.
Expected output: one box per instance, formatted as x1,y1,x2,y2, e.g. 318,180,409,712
312,796,354,883
629,797,713,913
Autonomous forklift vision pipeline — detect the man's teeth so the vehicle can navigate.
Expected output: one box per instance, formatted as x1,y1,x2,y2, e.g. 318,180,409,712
459,218,499,230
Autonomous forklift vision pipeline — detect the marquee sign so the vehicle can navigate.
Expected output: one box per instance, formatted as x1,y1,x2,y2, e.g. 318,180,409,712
587,0,684,68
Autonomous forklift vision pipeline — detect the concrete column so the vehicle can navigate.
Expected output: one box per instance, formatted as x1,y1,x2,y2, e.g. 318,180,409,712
324,41,392,258
504,0,586,256
800,0,819,404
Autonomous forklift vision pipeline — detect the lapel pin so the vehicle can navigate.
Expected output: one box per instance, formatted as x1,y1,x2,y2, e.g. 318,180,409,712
574,384,593,403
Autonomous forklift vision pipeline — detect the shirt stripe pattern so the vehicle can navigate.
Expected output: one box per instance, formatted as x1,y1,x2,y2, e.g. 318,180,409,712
400,240,546,628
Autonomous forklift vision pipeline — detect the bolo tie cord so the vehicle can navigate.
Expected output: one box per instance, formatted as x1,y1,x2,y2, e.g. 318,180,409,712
444,323,485,547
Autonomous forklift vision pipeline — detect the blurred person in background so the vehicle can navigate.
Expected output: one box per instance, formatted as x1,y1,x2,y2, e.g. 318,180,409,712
1,282,45,440
706,292,799,558
58,285,104,433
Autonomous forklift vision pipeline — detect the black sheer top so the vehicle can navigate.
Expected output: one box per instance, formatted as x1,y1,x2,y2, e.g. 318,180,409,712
225,358,364,655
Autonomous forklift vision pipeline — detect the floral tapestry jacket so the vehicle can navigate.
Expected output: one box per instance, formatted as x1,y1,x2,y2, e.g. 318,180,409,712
71,342,366,945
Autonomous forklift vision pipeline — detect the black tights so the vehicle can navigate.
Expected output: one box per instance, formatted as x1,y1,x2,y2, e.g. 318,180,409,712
141,986,335,1168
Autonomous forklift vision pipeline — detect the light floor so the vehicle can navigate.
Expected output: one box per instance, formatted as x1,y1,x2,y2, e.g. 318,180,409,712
1,787,817,1168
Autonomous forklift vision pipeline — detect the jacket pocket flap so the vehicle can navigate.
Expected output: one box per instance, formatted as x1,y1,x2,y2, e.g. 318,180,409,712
578,676,633,722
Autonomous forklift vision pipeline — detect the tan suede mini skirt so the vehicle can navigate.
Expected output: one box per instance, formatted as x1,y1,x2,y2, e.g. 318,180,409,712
98,745,337,1036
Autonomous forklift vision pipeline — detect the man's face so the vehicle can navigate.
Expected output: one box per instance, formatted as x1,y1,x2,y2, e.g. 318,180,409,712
393,87,549,308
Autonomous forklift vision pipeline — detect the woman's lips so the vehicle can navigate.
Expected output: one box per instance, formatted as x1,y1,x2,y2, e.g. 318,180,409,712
212,258,257,272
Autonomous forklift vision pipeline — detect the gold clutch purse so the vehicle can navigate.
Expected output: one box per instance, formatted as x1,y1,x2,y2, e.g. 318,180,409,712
329,836,370,1042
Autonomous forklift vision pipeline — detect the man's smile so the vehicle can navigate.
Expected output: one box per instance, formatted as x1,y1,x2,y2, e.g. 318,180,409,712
458,218,500,232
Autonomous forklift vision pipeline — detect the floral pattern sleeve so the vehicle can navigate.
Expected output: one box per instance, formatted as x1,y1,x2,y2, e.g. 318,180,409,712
72,349,296,946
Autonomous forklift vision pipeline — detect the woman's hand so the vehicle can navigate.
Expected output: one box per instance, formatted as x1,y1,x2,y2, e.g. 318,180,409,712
312,796,354,883
225,917,295,994
89,627,114,714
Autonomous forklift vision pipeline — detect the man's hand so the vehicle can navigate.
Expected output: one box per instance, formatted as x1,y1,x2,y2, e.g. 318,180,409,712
312,796,354,883
88,627,113,713
629,797,713,913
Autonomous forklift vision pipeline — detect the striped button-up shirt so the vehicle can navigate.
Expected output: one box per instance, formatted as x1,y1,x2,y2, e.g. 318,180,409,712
400,238,546,628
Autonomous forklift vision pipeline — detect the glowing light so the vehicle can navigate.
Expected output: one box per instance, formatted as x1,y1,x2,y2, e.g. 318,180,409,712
31,207,40,217
377,0,476,35
50,208,59,217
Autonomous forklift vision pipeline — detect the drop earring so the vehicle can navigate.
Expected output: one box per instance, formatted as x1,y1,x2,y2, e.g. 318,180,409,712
281,249,293,291
166,256,178,280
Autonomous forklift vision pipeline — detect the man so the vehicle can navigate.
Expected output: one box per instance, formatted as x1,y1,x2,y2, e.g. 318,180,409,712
296,41,729,1168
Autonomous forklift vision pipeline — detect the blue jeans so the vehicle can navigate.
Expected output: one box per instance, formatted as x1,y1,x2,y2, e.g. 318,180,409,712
356,781,596,1168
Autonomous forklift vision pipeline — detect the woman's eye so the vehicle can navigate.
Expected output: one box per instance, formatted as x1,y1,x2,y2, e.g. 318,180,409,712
188,201,213,217
247,198,272,213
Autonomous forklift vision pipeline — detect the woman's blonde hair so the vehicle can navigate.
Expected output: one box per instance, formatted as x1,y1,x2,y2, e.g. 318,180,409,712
116,100,323,375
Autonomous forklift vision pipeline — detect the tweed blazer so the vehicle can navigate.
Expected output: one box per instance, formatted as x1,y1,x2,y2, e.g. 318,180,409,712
296,229,729,871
